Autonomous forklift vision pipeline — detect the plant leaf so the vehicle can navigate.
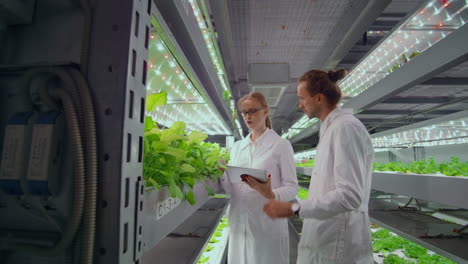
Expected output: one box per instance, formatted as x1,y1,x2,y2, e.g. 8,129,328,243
186,190,196,205
144,116,155,132
171,121,186,135
188,131,208,144
162,147,186,160
147,177,160,189
182,176,195,188
160,129,185,143
145,127,161,137
169,181,184,199
181,163,196,173
146,91,167,112
151,141,169,152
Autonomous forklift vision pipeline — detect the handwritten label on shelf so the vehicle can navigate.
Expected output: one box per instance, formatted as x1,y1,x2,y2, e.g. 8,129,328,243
155,197,181,220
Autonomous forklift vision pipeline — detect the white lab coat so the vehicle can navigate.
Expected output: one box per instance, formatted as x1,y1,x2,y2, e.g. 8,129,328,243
297,107,374,264
221,129,298,264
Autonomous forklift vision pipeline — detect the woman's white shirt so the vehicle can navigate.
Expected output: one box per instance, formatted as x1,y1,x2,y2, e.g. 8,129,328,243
221,129,298,264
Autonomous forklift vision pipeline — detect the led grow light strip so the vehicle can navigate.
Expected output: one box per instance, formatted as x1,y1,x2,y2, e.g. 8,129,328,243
147,30,231,135
282,117,318,139
372,116,468,148
188,0,235,108
339,0,468,97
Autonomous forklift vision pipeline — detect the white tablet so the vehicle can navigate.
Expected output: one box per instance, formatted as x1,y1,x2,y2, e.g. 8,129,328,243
226,166,267,184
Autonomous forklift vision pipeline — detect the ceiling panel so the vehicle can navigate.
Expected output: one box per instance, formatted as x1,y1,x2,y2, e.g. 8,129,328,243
228,0,369,79
223,0,427,137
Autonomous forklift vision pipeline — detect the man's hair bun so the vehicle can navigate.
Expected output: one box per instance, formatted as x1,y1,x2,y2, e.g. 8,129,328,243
327,69,347,82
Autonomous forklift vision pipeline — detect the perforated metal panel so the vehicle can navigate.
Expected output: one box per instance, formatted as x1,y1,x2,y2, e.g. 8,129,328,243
88,0,151,263
228,0,369,79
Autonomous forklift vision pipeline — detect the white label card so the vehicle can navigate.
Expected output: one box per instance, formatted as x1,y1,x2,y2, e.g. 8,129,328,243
155,197,181,220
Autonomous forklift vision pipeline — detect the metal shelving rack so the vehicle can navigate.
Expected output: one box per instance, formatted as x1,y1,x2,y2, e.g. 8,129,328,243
291,4,468,261
87,1,233,263
141,198,229,264
295,168,468,263
372,172,468,210
369,199,468,264
153,0,240,140
289,5,468,144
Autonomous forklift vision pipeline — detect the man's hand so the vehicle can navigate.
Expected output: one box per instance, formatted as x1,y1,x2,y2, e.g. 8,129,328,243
263,200,294,219
243,174,275,199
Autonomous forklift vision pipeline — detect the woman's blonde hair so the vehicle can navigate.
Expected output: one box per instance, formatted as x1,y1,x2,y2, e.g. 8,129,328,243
238,92,272,129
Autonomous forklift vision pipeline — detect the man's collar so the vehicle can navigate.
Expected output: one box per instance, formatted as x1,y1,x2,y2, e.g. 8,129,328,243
319,107,353,137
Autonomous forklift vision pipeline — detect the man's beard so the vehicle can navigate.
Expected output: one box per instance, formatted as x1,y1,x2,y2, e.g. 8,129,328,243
307,107,320,119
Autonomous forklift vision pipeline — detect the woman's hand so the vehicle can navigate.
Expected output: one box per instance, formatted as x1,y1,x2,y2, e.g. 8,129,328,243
243,174,275,199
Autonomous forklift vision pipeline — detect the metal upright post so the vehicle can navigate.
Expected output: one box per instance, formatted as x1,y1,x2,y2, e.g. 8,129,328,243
87,0,151,263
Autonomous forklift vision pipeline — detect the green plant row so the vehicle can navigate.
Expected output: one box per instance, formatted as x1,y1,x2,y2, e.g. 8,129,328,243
371,228,455,264
296,156,468,176
198,217,230,263
296,160,315,167
144,92,229,205
373,157,468,176
387,52,420,74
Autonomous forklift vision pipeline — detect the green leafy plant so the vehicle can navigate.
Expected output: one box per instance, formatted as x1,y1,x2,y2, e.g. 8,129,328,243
209,237,219,244
383,254,415,264
197,256,210,263
403,243,427,259
372,156,468,177
217,218,229,230
372,228,391,241
373,236,408,253
296,160,314,167
143,92,230,205
223,90,231,103
416,254,456,264
387,52,421,74
371,227,456,264
204,244,214,252
297,188,309,200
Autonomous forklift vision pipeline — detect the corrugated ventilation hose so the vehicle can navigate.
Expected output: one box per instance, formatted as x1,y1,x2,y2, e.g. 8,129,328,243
19,71,86,255
19,66,98,264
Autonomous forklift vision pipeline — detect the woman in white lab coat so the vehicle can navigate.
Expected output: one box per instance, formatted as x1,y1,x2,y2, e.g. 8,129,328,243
220,92,298,264
264,69,374,264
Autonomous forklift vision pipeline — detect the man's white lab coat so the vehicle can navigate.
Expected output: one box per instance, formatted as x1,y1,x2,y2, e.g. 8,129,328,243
297,107,374,264
221,129,298,264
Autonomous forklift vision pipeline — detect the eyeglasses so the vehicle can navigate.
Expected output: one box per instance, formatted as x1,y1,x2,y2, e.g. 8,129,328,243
240,108,264,117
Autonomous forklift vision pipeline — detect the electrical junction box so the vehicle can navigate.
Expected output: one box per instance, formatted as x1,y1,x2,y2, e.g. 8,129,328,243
27,112,65,196
0,112,35,195
248,63,290,110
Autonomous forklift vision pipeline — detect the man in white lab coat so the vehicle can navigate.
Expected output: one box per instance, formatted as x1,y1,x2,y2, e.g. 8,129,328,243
263,69,375,264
